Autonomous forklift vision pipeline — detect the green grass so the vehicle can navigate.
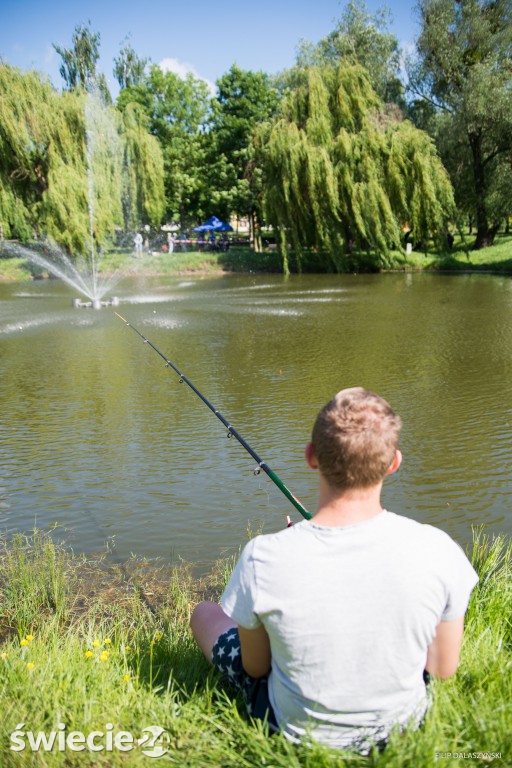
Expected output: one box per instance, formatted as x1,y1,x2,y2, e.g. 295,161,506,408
113,249,232,276
0,248,229,282
0,528,510,766
0,257,34,281
427,233,512,272
346,233,512,274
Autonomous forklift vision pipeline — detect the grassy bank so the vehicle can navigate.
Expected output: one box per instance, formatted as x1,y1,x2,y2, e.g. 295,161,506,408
419,232,512,274
0,248,230,282
0,529,510,766
1,234,512,281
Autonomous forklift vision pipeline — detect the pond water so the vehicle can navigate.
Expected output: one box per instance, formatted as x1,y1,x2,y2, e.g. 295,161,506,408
1,271,511,572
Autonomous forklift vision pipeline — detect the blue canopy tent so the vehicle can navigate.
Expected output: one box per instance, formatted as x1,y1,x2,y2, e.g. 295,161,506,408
193,216,233,233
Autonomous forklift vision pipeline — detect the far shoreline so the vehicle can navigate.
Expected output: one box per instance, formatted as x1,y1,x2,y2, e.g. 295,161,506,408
1,233,512,282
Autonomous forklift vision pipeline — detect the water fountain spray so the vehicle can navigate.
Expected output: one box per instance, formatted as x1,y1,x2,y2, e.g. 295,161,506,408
0,91,125,308
115,312,312,522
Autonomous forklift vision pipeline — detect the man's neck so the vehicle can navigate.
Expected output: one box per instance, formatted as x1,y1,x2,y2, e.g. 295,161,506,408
312,477,384,527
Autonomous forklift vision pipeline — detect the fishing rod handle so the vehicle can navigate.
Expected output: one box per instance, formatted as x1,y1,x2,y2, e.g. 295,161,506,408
263,465,312,520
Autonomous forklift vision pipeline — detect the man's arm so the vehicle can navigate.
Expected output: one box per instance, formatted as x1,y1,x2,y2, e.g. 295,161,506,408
425,616,465,679
238,624,271,678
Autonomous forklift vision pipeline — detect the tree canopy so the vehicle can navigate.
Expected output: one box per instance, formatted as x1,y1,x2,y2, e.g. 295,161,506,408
53,22,111,102
0,65,52,241
282,1,404,107
113,38,149,90
408,0,512,247
117,64,212,228
260,64,454,273
0,64,164,254
209,65,281,247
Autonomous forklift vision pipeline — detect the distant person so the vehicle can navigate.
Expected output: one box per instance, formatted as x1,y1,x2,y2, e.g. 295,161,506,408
191,387,478,753
134,232,143,257
208,233,216,250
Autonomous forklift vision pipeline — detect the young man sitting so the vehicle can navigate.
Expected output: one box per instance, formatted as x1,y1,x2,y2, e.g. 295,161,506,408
191,387,478,752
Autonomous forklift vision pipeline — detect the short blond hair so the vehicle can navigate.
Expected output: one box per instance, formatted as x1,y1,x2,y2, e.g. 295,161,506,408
311,387,401,491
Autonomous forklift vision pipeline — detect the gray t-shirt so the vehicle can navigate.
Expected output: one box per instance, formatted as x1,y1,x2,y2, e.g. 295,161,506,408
221,511,478,751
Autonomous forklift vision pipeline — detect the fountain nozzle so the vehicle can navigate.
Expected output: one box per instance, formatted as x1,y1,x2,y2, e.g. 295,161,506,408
72,296,119,309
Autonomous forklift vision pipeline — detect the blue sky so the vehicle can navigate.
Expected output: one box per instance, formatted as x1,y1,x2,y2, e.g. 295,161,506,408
0,0,420,94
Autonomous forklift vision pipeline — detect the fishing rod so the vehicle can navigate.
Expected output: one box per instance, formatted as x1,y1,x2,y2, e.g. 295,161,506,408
115,312,312,521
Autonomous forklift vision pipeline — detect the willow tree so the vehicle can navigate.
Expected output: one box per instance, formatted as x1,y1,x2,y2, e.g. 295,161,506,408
260,64,454,273
38,90,91,253
0,65,55,241
41,94,165,251
120,102,165,230
28,88,125,254
0,64,164,254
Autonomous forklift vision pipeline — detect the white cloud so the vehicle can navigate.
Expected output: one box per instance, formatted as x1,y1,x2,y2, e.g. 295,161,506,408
159,57,216,95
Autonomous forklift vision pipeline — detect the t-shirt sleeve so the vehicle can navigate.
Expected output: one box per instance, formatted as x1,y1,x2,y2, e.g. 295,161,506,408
220,538,262,629
441,538,479,622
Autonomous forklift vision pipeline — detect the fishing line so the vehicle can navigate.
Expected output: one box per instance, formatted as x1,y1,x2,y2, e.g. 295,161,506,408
115,312,312,521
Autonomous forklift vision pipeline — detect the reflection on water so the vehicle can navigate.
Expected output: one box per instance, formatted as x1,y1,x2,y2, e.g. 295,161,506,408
1,272,511,572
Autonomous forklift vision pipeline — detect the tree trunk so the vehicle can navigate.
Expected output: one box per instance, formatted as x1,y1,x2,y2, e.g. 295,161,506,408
468,131,495,249
279,228,289,276
343,224,354,254
250,210,262,253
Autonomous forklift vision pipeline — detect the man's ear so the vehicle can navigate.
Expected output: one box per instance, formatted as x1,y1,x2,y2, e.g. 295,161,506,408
305,442,319,469
386,449,402,476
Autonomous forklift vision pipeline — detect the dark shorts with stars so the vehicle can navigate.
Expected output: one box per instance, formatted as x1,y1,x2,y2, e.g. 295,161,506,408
211,627,278,730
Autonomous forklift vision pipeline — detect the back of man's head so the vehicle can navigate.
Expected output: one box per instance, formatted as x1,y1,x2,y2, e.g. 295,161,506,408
311,387,402,492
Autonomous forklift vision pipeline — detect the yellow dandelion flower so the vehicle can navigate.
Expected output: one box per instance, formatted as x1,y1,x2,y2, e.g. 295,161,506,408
125,645,132,653
85,651,94,659
104,638,111,645
92,640,101,648
20,639,28,647
26,635,34,641
123,674,130,682
154,632,162,641
27,662,35,670
1,652,8,660
99,653,109,662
